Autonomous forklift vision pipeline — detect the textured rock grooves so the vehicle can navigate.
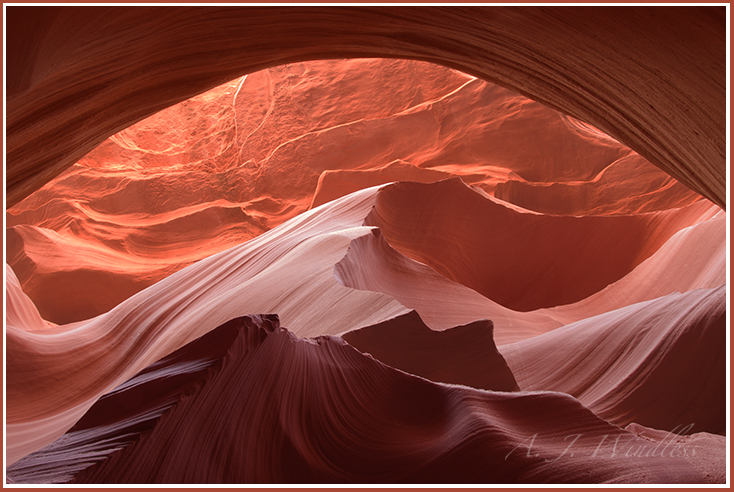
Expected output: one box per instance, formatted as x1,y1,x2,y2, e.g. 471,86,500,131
5,177,726,482
6,58,704,325
4,18,726,484
5,7,725,208
6,315,719,484
364,178,715,311
500,287,727,435
7,316,250,484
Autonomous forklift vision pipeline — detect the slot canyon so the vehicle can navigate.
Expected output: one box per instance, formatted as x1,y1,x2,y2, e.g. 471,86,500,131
4,6,727,484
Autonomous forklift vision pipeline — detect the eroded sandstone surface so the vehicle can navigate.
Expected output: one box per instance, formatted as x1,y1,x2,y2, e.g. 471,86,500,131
5,56,725,484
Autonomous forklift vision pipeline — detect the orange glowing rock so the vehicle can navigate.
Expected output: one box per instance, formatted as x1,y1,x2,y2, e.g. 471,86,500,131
7,59,703,324
4,58,725,484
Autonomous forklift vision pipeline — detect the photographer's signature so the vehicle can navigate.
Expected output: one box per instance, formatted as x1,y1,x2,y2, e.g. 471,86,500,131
505,424,696,462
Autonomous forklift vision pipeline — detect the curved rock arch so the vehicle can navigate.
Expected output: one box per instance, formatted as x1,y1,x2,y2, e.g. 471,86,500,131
6,6,725,208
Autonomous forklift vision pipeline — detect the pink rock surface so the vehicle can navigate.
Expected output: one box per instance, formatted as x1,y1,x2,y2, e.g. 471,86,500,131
6,186,407,465
5,265,54,332
364,178,715,312
6,59,704,325
333,208,724,345
334,227,564,343
5,178,725,483
4,56,725,484
500,287,726,434
6,315,720,484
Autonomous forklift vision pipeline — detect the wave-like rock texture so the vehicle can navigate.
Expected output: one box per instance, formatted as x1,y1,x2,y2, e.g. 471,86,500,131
5,265,54,332
500,286,726,435
4,50,726,484
6,179,725,476
6,7,725,208
543,208,726,327
334,207,724,347
342,311,519,392
493,152,703,216
7,58,703,325
365,178,715,312
6,314,722,484
5,185,417,465
333,228,563,344
7,315,248,484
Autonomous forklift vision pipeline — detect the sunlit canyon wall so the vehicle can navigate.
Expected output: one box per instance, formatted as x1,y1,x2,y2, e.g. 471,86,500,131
5,7,727,485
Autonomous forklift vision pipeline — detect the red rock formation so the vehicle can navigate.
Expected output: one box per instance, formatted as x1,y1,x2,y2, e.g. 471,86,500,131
9,59,703,324
5,186,408,465
494,152,702,216
342,311,519,392
334,227,564,344
334,205,724,346
500,286,726,435
6,315,724,484
5,7,726,208
4,8,726,484
7,315,248,484
364,178,715,311
6,177,724,479
5,265,53,333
